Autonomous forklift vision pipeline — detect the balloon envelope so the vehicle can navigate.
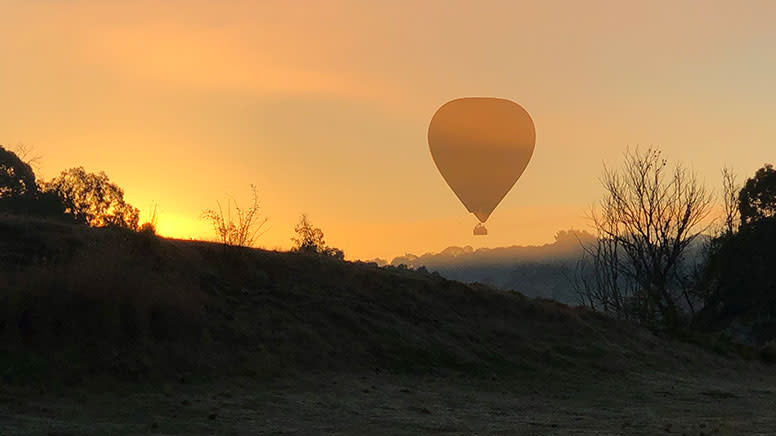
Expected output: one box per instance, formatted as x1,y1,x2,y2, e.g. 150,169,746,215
428,97,535,223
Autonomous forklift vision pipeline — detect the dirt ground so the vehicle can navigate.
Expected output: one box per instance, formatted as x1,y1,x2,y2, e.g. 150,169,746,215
1,362,775,436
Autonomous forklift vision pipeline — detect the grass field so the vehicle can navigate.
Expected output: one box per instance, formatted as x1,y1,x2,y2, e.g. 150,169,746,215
3,364,776,435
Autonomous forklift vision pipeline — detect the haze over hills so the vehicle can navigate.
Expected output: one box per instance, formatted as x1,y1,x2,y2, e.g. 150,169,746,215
389,229,712,306
390,229,595,304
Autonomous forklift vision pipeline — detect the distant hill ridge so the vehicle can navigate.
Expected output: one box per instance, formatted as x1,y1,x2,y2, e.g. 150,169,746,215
390,230,596,304
393,229,594,266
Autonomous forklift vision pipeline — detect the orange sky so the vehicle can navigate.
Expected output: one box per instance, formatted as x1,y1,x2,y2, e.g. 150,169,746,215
2,0,775,260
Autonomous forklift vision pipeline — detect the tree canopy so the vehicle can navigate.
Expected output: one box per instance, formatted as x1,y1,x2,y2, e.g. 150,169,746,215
0,145,37,199
46,167,139,230
739,163,776,226
696,163,776,343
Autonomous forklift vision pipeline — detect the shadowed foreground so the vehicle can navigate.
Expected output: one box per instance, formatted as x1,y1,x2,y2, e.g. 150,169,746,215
1,216,774,434
3,366,776,435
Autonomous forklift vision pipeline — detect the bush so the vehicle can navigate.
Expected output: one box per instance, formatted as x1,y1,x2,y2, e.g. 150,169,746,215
202,185,267,248
291,214,344,259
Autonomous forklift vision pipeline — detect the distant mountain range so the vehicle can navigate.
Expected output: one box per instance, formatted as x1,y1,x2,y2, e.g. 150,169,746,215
390,229,596,305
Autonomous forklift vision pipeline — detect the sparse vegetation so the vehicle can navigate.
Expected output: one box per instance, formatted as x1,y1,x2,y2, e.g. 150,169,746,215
582,147,713,331
291,214,344,259
139,201,159,235
202,184,267,248
720,166,741,236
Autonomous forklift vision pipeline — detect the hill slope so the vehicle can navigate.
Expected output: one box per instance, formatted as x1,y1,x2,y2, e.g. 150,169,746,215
0,216,747,382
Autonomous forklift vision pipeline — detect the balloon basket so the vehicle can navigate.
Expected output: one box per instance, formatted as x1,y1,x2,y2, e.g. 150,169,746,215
473,223,488,236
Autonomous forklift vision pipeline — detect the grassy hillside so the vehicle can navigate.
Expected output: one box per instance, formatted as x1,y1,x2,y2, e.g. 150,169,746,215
0,215,755,384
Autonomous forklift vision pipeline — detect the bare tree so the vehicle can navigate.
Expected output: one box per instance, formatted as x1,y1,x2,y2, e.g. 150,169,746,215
576,233,632,319
12,143,42,174
721,166,740,236
587,147,713,330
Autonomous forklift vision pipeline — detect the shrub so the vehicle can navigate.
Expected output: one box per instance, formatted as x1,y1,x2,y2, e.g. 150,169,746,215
291,214,344,260
202,185,267,248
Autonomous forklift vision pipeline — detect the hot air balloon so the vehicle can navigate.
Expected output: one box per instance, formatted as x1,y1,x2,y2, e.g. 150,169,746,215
428,97,535,235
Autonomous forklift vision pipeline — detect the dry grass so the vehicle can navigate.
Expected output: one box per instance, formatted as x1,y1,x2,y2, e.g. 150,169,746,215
3,366,776,435
0,217,205,381
4,215,776,434
0,214,766,386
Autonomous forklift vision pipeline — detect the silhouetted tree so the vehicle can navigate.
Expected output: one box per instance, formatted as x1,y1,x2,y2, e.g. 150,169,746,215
0,145,37,199
291,214,344,259
696,217,776,343
696,163,776,344
11,144,42,174
587,147,712,330
292,214,324,252
721,167,741,236
202,185,267,247
739,163,776,227
575,234,638,319
0,145,65,217
46,167,139,229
